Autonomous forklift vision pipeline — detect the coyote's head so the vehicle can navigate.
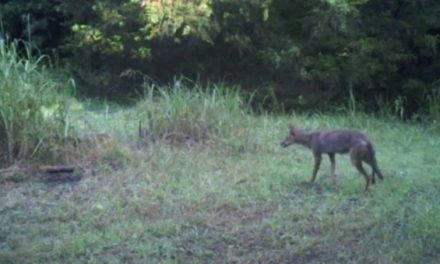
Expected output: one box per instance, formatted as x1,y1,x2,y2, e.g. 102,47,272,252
280,124,300,148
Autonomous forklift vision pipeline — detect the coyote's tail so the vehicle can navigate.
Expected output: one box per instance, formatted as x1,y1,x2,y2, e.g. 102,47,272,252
367,142,384,180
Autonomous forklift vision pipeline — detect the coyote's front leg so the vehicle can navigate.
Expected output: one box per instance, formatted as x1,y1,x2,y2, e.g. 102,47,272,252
328,153,336,178
311,153,322,183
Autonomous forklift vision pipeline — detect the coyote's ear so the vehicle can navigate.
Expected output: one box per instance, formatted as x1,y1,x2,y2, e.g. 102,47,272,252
289,124,297,135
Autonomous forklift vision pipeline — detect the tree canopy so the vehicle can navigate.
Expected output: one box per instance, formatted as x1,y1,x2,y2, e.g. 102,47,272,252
1,0,440,116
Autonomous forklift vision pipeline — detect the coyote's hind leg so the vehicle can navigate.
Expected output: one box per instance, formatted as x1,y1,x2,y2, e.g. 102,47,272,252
350,145,371,191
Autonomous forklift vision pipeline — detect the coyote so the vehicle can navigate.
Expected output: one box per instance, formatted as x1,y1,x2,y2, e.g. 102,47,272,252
281,124,383,190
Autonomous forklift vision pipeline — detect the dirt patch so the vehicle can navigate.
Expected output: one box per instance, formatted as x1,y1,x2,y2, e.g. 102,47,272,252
205,203,274,230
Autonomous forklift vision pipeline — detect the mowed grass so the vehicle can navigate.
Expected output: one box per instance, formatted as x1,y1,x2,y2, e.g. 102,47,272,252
1,88,440,263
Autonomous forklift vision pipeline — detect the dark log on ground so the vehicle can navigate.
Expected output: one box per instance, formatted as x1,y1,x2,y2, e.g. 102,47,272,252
41,165,75,173
41,172,82,184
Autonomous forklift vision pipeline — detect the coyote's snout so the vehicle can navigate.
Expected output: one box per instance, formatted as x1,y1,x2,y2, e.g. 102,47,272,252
281,124,384,191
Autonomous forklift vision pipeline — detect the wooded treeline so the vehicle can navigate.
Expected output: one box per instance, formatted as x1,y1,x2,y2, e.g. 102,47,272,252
1,0,440,116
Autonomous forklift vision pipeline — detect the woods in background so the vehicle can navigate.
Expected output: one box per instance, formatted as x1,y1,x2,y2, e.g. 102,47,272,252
1,0,440,117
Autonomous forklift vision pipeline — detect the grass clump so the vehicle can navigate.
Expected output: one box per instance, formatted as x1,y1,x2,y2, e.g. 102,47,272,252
0,38,73,164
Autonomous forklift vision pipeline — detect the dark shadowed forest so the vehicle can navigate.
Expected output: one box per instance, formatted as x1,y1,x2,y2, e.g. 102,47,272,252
2,0,440,115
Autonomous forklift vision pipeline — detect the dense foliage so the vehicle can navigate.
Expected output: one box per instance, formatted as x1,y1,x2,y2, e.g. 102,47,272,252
1,0,440,117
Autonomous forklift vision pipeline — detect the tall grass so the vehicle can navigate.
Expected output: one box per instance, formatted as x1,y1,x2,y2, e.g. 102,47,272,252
0,38,72,164
426,84,440,122
136,81,248,144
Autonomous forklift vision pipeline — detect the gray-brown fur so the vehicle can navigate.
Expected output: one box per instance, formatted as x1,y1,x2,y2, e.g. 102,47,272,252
281,124,383,191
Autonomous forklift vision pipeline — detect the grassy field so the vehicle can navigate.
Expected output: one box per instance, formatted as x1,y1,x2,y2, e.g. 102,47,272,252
1,87,440,263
